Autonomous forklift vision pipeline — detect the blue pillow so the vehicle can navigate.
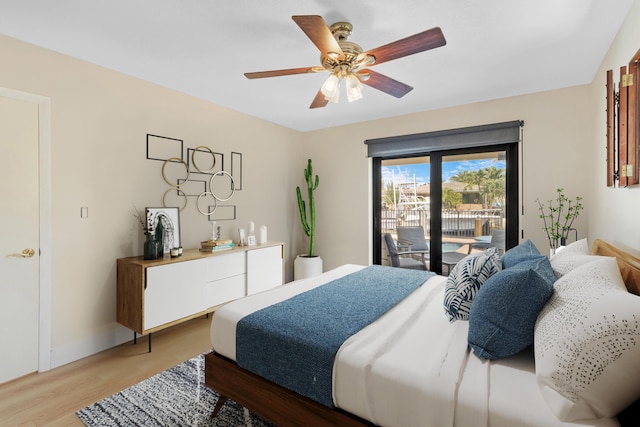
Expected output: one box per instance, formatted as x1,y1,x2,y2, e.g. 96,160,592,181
510,255,556,284
501,239,541,269
468,263,554,360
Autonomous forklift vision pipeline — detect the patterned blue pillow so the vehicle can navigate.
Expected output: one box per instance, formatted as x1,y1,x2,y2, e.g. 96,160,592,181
501,239,541,269
443,247,502,322
468,260,554,359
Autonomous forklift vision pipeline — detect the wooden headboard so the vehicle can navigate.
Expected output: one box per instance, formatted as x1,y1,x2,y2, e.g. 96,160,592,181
591,239,640,295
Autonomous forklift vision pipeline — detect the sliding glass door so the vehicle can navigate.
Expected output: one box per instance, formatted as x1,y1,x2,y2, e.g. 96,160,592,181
439,151,506,274
375,145,516,275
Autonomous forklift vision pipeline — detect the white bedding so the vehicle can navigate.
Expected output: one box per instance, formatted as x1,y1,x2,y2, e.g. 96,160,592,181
210,264,619,427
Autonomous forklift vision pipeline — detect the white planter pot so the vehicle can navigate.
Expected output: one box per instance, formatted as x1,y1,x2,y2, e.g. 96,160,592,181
294,255,323,280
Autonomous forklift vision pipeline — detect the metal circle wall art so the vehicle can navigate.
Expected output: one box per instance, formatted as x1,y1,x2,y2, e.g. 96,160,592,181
209,170,235,202
161,157,190,188
191,146,216,173
163,188,189,211
145,134,241,220
196,191,218,217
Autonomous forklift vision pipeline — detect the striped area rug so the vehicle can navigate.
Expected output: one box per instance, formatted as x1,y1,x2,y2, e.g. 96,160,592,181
76,353,274,426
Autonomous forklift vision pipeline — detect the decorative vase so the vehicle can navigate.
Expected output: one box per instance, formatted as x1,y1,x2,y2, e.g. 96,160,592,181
144,233,159,260
550,245,566,258
294,255,323,280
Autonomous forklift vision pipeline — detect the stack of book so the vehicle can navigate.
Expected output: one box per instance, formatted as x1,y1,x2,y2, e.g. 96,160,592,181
200,239,235,252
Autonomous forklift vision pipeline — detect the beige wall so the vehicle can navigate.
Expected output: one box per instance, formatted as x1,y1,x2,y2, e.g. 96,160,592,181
587,0,640,254
304,0,640,271
1,35,303,367
1,0,639,368
303,85,593,269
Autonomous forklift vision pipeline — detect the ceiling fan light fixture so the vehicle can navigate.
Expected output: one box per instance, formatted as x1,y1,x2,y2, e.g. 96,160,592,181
244,16,447,109
321,73,340,103
345,73,363,102
356,54,376,67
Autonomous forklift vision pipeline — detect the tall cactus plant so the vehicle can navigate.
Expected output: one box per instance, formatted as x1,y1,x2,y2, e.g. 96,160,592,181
296,159,320,257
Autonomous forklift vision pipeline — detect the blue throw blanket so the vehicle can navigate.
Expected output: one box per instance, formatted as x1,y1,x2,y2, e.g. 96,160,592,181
236,265,434,407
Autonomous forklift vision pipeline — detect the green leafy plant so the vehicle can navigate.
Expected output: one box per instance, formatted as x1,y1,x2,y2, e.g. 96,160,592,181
296,159,319,257
536,188,583,250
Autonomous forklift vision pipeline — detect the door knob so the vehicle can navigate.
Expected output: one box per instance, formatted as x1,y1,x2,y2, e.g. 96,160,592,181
8,248,36,258
21,248,35,258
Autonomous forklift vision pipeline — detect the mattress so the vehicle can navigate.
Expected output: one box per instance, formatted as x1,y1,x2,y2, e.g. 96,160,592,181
210,264,619,427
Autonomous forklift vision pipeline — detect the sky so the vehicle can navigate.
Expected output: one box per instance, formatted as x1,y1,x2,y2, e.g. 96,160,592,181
382,158,506,185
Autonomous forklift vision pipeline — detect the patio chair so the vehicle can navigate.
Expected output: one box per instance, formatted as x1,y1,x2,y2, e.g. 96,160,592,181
441,251,468,275
383,233,428,270
468,229,506,254
396,226,430,265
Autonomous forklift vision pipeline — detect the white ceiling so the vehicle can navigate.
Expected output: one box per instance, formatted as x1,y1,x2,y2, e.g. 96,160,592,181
0,0,634,132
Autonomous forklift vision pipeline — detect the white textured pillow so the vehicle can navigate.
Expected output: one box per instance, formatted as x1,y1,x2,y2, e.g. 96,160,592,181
552,238,589,257
534,257,640,421
550,239,598,278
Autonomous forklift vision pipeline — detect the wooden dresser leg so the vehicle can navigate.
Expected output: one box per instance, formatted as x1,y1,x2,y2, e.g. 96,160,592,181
211,395,229,419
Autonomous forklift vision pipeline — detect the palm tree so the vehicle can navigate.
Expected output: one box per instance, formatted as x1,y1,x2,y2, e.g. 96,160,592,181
450,170,476,190
382,180,398,209
442,187,462,209
482,166,505,208
451,166,505,209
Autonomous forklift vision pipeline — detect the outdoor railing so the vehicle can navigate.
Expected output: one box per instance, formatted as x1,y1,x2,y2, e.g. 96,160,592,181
381,208,504,237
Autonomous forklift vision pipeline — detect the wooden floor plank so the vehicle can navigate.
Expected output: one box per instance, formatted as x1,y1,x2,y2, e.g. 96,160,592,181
0,317,212,426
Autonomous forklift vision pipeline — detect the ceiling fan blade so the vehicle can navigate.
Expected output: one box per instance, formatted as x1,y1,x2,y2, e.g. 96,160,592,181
292,15,344,59
362,27,446,66
358,69,413,98
244,67,325,79
310,90,329,109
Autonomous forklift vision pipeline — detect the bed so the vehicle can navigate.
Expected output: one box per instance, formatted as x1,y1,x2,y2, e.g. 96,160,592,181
204,239,640,427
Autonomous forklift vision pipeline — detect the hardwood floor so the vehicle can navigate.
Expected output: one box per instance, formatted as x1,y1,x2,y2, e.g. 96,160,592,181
0,316,213,426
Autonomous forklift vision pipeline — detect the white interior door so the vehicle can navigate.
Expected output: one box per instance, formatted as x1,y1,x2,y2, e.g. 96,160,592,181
0,95,40,383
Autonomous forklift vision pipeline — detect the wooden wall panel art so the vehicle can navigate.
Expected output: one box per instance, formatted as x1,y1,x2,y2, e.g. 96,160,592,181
607,48,640,187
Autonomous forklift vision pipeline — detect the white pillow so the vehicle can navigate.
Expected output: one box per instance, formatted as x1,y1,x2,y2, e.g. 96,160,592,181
549,238,599,278
551,238,590,257
534,257,640,421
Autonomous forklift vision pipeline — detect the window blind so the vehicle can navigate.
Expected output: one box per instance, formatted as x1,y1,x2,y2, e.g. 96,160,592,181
364,120,523,158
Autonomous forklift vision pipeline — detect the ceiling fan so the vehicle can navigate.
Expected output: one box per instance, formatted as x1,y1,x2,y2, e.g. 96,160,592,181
244,15,446,109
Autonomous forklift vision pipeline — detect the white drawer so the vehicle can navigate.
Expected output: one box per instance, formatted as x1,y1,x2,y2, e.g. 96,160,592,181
205,251,246,282
205,274,246,307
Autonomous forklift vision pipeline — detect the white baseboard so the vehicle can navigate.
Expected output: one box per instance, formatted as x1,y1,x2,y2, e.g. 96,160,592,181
47,324,133,370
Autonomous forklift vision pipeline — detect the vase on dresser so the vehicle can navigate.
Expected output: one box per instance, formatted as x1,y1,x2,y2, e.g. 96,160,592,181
144,232,159,260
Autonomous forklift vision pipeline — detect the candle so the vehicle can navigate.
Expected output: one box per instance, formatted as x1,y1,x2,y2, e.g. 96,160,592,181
259,225,267,244
238,228,246,246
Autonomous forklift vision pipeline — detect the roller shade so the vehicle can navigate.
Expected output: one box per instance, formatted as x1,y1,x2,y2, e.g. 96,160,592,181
365,120,523,158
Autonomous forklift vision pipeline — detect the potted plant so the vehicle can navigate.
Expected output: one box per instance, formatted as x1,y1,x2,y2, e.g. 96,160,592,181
536,188,583,254
294,159,323,280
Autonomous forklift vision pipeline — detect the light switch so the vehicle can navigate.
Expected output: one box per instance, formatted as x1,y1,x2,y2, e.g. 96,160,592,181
81,207,89,218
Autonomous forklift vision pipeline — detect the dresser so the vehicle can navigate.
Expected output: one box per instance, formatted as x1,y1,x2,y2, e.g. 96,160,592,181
117,242,284,350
